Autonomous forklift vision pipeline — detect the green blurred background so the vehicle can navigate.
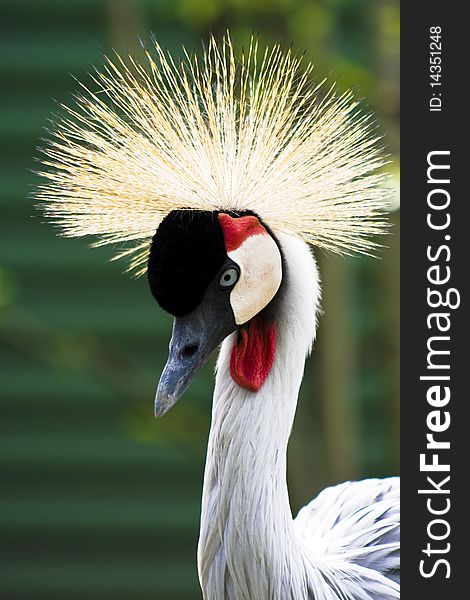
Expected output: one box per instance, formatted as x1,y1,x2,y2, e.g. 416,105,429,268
0,1,399,598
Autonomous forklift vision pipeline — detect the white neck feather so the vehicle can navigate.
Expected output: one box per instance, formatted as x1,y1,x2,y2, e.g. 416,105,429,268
198,234,321,600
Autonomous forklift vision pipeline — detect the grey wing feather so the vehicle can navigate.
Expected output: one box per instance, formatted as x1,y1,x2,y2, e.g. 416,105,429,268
294,477,400,584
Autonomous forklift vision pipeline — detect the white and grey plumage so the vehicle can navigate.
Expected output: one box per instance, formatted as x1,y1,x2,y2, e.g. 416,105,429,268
199,234,399,599
37,34,399,600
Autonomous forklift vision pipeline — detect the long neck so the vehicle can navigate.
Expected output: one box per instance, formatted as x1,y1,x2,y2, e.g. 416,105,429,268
198,235,321,600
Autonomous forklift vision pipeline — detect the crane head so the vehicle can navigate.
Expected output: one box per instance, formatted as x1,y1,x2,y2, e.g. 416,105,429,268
149,209,283,415
35,34,390,418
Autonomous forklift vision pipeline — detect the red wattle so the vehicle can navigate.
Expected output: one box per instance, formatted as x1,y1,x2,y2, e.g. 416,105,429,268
230,317,276,392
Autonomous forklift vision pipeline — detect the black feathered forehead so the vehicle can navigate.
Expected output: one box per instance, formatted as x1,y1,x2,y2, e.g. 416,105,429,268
147,210,224,316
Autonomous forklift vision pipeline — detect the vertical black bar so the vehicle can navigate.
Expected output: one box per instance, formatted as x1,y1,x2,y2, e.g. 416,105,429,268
401,3,464,598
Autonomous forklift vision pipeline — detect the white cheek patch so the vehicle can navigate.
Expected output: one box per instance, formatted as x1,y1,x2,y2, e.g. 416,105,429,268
227,233,282,325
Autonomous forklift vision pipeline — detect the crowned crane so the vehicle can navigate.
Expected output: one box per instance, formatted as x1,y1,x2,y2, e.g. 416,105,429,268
37,35,400,600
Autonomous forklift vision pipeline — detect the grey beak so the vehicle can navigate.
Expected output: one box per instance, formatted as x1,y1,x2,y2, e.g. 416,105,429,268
154,317,207,416
154,298,237,416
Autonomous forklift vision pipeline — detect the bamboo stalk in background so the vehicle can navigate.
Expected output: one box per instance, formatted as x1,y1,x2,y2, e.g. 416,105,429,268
318,254,361,483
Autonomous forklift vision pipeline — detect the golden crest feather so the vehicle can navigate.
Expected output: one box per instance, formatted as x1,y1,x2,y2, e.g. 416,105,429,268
37,33,390,276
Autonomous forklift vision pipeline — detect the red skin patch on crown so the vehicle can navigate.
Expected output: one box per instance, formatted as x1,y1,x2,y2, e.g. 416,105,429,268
230,316,276,392
218,213,266,252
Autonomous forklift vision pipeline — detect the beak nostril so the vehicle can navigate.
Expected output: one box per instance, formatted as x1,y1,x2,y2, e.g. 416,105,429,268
181,344,199,359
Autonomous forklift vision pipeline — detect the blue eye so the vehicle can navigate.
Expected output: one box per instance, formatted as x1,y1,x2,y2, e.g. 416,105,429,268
219,266,239,289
